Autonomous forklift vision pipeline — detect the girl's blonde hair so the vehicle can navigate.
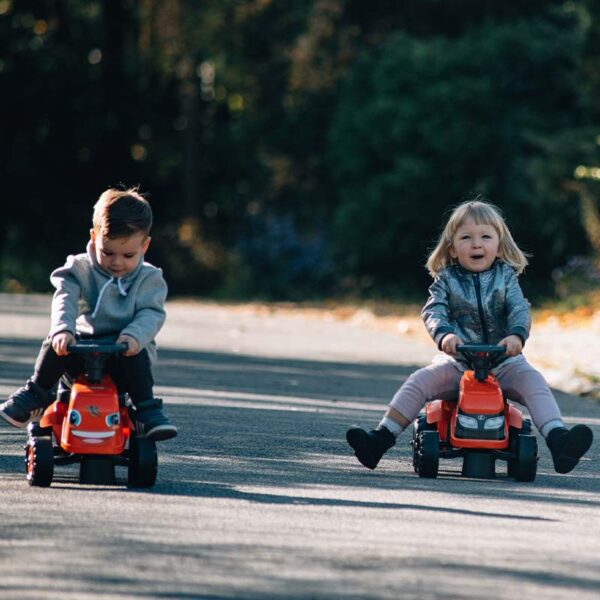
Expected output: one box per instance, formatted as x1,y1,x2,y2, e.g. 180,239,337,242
426,199,529,277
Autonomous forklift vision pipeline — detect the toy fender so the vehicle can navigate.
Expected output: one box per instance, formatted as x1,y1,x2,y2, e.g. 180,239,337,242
426,400,454,442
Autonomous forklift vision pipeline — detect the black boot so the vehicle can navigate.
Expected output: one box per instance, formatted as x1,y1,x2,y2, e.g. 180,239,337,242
346,426,396,470
546,425,593,474
134,398,178,442
0,380,51,428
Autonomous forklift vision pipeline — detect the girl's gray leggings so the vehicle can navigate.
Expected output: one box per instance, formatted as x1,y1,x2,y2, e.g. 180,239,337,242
389,355,562,432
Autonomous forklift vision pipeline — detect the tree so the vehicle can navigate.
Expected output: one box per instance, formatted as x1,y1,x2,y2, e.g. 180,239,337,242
328,4,592,297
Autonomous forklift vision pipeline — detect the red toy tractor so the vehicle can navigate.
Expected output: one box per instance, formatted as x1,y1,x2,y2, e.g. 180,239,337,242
411,344,538,481
24,341,157,488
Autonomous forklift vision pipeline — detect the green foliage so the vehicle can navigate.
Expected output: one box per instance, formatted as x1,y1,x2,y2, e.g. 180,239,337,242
1,1,599,300
328,5,592,296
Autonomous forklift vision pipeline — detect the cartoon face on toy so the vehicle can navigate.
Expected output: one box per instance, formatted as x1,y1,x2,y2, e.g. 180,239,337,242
67,405,120,444
60,379,128,454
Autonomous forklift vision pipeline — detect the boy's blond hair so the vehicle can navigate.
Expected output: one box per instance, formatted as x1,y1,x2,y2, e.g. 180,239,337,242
426,199,529,277
93,187,152,239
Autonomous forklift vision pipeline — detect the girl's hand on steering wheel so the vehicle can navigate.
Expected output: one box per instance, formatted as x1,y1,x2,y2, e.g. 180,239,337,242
498,335,523,356
441,333,463,356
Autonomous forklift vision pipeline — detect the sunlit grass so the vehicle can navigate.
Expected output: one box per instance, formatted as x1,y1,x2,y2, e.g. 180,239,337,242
534,290,600,326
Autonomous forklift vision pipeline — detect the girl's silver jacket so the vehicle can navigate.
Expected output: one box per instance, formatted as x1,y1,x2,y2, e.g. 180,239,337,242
48,242,167,364
422,261,531,356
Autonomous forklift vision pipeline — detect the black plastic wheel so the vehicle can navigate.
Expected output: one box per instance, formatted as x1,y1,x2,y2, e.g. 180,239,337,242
128,433,158,488
412,414,436,472
512,434,538,482
507,418,534,477
27,422,53,438
25,436,54,487
415,430,439,478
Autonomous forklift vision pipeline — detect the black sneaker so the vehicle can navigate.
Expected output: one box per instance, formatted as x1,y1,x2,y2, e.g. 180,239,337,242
546,425,593,474
0,381,50,428
346,426,396,470
134,398,178,442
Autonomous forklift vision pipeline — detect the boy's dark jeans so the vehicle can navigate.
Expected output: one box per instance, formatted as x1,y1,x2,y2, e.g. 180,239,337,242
32,338,153,404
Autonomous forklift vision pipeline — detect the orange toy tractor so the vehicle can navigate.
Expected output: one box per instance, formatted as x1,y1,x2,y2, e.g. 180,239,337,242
24,341,157,488
411,344,538,481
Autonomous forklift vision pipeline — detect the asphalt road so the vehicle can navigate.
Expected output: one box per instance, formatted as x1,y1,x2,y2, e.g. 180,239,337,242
0,294,598,600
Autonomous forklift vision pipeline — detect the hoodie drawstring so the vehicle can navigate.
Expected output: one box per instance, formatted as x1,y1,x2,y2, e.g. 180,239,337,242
116,277,127,297
91,277,128,318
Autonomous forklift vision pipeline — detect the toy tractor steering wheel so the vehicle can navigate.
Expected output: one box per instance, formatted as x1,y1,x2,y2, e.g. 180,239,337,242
68,341,129,383
456,344,506,382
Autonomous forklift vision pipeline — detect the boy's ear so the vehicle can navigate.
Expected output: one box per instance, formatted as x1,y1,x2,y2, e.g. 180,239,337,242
90,229,96,243
142,236,151,253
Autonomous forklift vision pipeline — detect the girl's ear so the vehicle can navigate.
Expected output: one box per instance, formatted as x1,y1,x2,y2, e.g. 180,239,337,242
449,244,457,259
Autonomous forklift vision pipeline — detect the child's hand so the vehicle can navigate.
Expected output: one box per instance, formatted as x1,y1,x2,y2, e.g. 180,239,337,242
498,335,523,356
117,334,140,356
441,333,463,355
52,332,76,356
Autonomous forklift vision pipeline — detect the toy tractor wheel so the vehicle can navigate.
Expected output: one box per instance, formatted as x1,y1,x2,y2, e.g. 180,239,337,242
415,430,439,478
412,415,436,472
128,433,157,488
511,434,537,482
507,419,533,478
25,436,54,487
27,422,53,438
521,418,533,435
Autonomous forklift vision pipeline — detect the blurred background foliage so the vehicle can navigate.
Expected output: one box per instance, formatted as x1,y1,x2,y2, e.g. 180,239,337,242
2,0,600,302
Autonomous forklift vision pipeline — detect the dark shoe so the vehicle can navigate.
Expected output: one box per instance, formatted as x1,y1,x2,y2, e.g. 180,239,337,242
0,381,50,428
346,426,396,470
134,398,178,442
546,425,593,474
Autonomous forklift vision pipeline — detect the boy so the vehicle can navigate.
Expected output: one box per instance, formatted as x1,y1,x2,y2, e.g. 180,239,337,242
0,187,177,441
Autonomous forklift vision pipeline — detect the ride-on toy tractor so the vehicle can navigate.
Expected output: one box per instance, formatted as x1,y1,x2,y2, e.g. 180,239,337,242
411,344,538,481
24,341,157,488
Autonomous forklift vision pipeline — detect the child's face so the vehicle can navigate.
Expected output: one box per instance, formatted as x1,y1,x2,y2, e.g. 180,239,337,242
90,230,150,278
449,218,500,272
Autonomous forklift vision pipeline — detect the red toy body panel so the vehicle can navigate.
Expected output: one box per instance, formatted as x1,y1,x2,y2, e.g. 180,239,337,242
459,371,504,414
39,401,67,429
451,370,509,449
54,375,129,455
425,370,512,450
506,403,523,429
426,399,454,442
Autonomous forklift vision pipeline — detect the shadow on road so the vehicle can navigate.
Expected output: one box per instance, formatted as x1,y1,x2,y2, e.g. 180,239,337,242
0,337,598,517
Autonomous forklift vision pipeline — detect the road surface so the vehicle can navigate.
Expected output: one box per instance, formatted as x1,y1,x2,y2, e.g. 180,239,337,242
0,294,598,599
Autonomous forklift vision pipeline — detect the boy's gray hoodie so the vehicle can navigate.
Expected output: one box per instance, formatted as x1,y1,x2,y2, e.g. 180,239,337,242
49,242,167,364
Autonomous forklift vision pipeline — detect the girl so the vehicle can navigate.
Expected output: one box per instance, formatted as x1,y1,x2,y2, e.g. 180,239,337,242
347,199,593,474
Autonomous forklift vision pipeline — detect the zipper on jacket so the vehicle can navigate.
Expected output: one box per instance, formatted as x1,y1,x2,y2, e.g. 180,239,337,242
473,273,489,343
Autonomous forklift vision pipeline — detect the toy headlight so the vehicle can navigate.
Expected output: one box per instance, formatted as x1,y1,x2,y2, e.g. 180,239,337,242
484,415,505,429
457,415,479,429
